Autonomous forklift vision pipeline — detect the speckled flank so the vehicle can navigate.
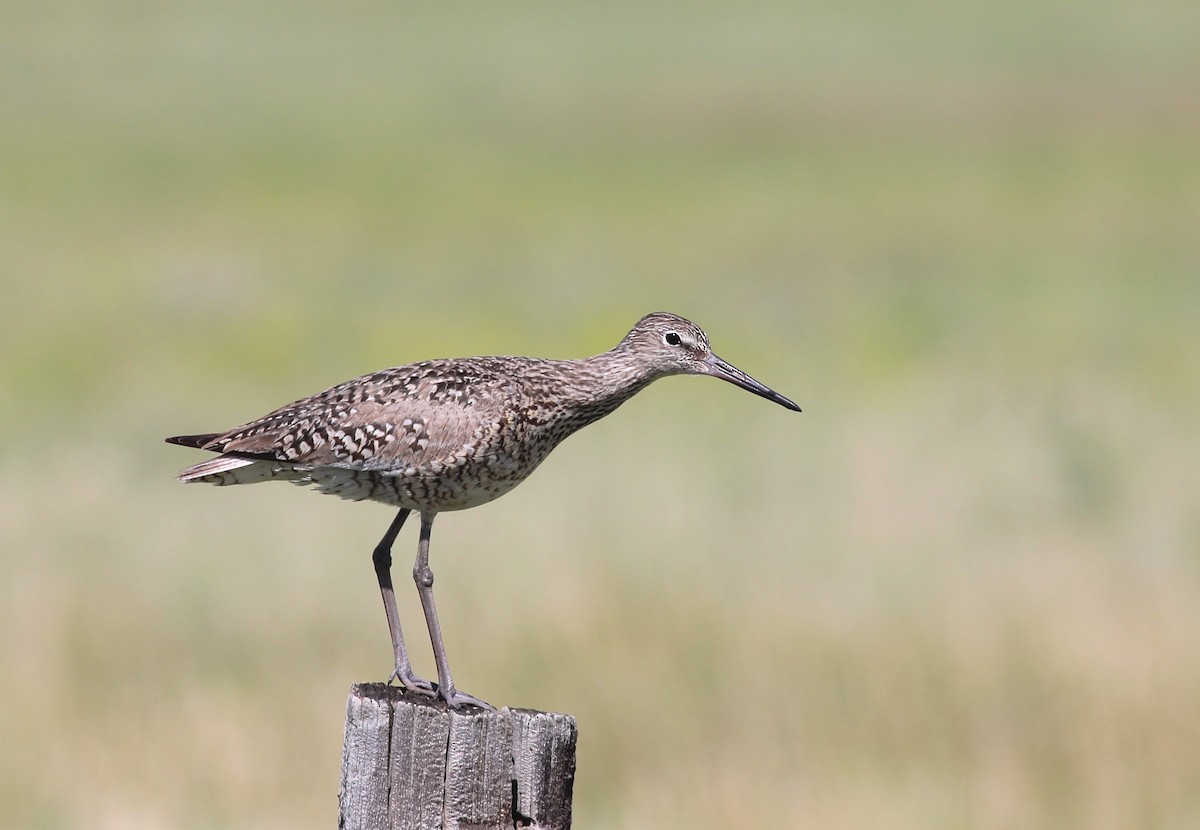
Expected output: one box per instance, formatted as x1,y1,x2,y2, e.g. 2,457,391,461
169,312,799,513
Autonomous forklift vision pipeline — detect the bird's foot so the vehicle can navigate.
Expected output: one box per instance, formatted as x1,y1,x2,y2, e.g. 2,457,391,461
387,664,438,698
439,685,496,712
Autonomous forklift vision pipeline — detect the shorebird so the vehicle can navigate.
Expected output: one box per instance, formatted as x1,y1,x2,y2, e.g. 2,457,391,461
167,312,800,708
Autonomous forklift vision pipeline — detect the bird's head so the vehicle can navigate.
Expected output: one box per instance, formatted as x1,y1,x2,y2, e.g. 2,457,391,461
619,312,801,412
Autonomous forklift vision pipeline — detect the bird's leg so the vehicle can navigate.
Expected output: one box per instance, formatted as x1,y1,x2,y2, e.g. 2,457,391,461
413,512,494,710
372,508,436,697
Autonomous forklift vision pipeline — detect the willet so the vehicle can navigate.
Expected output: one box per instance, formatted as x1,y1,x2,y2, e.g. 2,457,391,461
167,312,800,708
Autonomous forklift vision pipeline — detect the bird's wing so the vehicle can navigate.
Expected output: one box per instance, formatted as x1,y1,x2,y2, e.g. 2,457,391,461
196,359,524,471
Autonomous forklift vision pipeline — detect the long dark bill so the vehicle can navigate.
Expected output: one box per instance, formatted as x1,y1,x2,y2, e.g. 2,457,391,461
704,353,801,412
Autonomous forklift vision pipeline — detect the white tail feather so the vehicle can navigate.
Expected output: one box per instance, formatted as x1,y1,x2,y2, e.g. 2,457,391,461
178,455,298,486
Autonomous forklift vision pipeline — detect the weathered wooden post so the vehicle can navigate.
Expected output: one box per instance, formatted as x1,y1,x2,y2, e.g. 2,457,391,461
339,683,577,830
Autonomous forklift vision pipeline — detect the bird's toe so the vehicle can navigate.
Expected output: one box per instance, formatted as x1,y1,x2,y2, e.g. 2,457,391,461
388,666,438,698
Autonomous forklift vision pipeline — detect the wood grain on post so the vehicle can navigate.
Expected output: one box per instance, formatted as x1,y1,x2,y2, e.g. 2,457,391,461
339,683,577,830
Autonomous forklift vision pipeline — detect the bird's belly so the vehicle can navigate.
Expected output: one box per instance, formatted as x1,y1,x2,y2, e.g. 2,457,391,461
299,451,538,512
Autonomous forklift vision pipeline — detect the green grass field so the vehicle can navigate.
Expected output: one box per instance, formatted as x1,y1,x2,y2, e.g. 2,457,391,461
2,2,1198,828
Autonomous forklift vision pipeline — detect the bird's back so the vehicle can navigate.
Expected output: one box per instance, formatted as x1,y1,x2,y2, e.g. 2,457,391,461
171,355,620,511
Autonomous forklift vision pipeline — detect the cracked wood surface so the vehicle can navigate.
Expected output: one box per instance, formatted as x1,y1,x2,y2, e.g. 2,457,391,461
339,683,577,830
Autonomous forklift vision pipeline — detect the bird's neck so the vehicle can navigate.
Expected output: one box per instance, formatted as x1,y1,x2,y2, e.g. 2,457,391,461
548,348,662,429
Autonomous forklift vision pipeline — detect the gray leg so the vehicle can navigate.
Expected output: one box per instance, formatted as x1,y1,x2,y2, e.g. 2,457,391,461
413,511,493,710
372,508,435,697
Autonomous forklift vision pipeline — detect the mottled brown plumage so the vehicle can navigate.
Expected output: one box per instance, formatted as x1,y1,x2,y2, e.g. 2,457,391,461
167,312,800,708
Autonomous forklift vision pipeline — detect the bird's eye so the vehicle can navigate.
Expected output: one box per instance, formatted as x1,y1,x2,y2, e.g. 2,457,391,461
664,332,682,346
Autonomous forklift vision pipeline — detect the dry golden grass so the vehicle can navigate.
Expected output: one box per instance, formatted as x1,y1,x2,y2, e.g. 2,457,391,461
4,377,1199,828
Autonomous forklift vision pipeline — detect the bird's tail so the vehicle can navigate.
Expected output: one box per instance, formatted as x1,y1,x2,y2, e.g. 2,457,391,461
165,433,221,449
168,431,310,486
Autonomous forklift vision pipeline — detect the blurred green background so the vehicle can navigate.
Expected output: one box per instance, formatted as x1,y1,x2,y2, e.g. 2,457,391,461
2,1,1198,828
